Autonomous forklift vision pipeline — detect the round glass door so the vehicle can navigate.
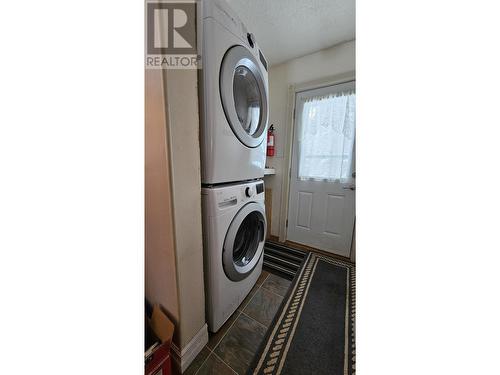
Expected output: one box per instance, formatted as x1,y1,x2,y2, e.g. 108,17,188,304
233,66,261,136
220,46,268,148
223,203,266,281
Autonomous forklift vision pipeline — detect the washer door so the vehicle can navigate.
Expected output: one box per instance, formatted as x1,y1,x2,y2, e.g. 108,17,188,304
220,45,268,148
223,202,266,281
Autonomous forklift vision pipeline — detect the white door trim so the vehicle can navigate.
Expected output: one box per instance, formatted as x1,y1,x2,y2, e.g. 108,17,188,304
278,71,356,245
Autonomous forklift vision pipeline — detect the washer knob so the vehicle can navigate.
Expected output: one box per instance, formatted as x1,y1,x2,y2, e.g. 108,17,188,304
245,186,254,197
247,33,255,48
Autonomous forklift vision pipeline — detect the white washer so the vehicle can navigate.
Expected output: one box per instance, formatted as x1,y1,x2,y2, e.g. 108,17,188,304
200,0,269,184
201,180,266,332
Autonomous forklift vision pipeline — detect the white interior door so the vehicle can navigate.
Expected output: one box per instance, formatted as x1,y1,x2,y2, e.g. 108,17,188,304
286,81,355,257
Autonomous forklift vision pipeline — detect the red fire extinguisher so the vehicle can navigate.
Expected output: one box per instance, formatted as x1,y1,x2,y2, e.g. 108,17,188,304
267,124,275,157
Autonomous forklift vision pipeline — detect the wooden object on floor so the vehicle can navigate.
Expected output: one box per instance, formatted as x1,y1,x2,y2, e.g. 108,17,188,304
265,188,272,239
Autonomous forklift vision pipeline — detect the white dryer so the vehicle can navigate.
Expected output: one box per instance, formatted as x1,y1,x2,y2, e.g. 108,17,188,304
200,0,269,184
201,179,266,332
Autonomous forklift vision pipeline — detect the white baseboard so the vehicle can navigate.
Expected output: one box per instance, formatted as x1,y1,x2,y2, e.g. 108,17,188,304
171,323,208,373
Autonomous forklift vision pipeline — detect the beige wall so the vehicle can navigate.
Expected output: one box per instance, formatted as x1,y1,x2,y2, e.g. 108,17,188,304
162,69,206,349
264,40,356,238
145,67,206,353
145,68,180,328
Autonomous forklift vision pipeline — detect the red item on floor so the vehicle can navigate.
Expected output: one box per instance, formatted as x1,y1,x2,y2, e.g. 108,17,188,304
145,341,171,375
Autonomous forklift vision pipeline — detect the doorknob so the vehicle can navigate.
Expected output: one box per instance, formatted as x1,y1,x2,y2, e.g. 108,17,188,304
343,185,356,191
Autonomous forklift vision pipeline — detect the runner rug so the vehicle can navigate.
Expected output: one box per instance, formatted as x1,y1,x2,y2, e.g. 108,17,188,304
249,251,355,375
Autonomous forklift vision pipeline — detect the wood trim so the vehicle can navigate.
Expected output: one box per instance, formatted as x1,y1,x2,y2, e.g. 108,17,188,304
278,83,297,242
269,235,280,243
294,71,355,94
265,189,272,239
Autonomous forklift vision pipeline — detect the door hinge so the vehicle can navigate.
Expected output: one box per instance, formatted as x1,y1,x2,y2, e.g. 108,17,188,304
286,219,288,228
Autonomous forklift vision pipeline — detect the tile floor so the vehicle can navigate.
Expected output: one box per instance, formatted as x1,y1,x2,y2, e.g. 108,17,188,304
184,270,292,375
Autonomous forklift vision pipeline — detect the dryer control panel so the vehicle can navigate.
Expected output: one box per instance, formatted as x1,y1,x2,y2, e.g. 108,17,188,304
203,0,268,73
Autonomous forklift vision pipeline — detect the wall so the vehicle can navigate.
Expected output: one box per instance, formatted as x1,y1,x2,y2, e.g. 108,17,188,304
264,40,355,238
145,68,179,329
162,68,207,350
145,8,207,371
145,66,207,367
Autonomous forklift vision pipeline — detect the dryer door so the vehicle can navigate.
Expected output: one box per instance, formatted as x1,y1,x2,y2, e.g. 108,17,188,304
220,45,268,148
223,202,266,281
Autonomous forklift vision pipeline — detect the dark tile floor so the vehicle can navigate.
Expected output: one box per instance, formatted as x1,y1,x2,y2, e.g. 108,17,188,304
184,270,291,375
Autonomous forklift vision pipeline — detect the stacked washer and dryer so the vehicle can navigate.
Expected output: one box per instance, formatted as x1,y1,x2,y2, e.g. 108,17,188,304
199,0,269,332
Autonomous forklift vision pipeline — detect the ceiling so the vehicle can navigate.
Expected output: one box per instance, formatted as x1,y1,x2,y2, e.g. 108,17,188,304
226,0,355,66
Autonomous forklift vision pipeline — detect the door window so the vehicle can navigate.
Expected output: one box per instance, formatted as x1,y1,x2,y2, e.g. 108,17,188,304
233,66,262,136
297,87,355,181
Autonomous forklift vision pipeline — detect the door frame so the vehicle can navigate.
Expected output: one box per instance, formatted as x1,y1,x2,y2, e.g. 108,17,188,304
278,71,356,246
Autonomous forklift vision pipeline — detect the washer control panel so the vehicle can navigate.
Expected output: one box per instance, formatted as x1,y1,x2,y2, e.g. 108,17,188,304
255,182,264,195
241,181,264,202
245,186,254,197
209,180,265,211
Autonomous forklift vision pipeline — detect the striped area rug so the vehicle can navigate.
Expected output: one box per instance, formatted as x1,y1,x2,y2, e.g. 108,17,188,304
263,241,308,280
249,249,355,375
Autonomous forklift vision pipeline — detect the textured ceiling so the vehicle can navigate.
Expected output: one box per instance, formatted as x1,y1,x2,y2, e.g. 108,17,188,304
226,0,355,66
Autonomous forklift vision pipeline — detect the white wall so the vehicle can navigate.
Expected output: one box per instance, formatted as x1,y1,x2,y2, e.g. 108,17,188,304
264,40,355,236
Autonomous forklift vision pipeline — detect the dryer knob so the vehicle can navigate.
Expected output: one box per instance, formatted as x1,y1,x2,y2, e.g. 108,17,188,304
245,186,254,197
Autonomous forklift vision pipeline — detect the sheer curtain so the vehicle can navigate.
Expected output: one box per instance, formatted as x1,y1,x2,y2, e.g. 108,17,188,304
297,89,355,181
